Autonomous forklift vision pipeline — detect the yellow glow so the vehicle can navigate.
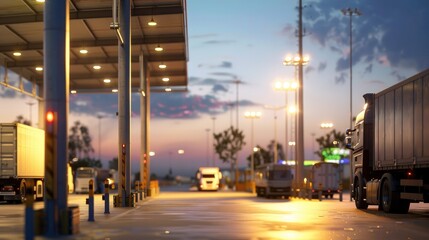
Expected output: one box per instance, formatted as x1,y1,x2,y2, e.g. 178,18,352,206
155,45,163,51
35,66,43,71
103,78,111,83
36,0,45,2
244,111,262,118
93,65,101,70
112,89,118,93
13,52,21,56
320,122,334,128
70,90,77,94
159,64,167,69
149,151,155,156
162,77,170,82
178,149,185,154
288,106,297,113
148,18,157,26
165,88,172,92
79,49,88,54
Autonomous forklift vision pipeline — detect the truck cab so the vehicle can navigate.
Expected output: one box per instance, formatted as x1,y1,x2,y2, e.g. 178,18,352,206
196,167,222,191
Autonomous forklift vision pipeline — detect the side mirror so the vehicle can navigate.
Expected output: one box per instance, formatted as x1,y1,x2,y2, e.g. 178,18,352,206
345,136,354,150
346,128,355,135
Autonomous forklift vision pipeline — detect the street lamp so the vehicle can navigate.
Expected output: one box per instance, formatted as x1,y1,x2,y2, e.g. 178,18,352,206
244,111,261,182
274,80,298,164
205,128,211,166
342,7,361,201
97,114,104,161
320,122,334,129
264,105,285,163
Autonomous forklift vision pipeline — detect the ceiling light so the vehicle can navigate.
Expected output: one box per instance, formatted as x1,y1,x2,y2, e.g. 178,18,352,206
71,90,77,94
155,45,163,52
162,77,170,82
36,0,45,2
159,64,167,69
35,66,43,71
13,52,22,56
79,49,88,54
93,65,101,70
148,17,157,26
112,89,118,93
103,78,111,83
165,88,172,92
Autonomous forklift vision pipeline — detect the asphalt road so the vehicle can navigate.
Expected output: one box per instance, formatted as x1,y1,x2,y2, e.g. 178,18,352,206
0,184,428,239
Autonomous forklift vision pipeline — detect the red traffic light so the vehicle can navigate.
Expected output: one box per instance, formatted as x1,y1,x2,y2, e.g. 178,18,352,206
46,111,54,123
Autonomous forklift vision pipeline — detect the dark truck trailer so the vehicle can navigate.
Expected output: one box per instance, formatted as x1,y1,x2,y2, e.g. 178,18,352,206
346,68,429,213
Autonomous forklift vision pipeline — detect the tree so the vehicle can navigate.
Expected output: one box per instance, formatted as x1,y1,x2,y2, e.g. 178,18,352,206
68,121,94,162
69,157,102,173
213,126,246,185
266,140,285,162
245,145,270,169
14,115,31,126
315,129,347,161
108,157,118,170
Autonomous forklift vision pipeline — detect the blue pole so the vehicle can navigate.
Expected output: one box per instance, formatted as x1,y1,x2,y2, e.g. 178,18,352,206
87,180,95,221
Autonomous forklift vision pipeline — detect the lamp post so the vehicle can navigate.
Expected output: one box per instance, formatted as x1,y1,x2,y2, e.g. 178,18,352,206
211,116,216,166
264,105,285,163
205,128,211,166
26,102,35,126
274,81,298,163
244,111,261,182
97,114,104,161
342,7,361,201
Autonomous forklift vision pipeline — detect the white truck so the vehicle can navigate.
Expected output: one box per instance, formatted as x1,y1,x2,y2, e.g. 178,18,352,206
0,123,45,203
254,163,294,198
308,162,340,199
196,167,222,191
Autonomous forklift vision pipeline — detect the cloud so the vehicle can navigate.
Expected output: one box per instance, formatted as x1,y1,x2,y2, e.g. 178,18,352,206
212,84,228,93
318,62,327,72
198,61,233,69
303,1,429,78
202,40,236,45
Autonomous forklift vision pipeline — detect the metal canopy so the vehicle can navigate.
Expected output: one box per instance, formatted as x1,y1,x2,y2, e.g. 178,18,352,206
0,0,188,95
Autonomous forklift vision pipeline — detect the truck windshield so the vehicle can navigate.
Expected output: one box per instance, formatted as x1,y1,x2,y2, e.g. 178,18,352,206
268,170,292,180
76,169,95,178
202,174,215,178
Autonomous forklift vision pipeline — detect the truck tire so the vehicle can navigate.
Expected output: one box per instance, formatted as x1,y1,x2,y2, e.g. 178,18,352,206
354,174,368,209
380,174,410,214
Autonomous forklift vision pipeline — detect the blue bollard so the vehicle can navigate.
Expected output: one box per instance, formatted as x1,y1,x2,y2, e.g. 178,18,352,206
103,179,110,214
87,179,95,221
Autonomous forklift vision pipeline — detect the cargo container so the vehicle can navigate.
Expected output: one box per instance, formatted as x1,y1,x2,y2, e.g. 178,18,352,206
346,68,429,213
0,123,44,203
309,162,340,199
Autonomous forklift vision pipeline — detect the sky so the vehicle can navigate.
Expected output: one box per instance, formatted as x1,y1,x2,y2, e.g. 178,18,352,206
1,0,429,178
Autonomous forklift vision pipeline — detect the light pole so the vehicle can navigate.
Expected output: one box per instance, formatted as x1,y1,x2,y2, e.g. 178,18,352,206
274,81,298,163
244,111,261,182
342,7,361,201
26,101,35,126
205,128,211,166
97,114,104,161
211,116,216,166
264,105,285,163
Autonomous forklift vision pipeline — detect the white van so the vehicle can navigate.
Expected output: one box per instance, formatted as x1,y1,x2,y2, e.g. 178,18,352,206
196,167,222,191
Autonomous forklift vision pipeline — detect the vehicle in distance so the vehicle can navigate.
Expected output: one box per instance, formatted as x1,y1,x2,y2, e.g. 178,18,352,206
0,123,44,203
254,163,293,198
346,68,429,213
308,162,340,199
196,167,222,191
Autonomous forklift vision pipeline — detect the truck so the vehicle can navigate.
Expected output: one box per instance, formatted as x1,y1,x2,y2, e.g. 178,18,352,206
0,123,44,203
196,167,222,191
74,167,115,193
346,68,429,213
254,163,293,198
307,162,340,199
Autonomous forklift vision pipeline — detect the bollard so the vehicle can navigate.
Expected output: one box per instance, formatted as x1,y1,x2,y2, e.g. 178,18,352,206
134,181,139,203
103,179,110,214
86,179,95,221
25,183,34,240
339,183,343,202
318,183,322,201
139,182,143,200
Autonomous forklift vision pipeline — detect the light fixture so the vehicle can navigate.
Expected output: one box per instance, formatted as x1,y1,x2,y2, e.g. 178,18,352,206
155,44,163,52
103,78,111,83
35,66,43,71
93,65,101,70
71,90,77,94
79,49,88,54
165,88,172,92
159,63,167,69
13,52,22,56
36,0,45,3
148,17,157,26
162,77,170,82
112,89,118,93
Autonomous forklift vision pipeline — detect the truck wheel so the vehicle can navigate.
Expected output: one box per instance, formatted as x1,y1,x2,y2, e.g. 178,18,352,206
354,175,368,209
381,175,410,214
